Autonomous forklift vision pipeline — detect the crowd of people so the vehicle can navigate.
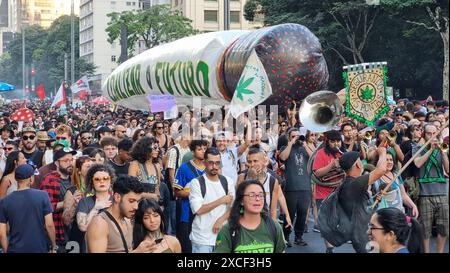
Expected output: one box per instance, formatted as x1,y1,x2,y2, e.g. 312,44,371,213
0,97,448,253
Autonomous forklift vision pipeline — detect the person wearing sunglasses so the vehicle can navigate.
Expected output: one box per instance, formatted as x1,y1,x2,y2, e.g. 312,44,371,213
79,131,93,151
215,180,286,253
20,126,45,169
153,121,172,156
0,151,27,198
75,164,115,253
40,147,78,252
114,121,128,141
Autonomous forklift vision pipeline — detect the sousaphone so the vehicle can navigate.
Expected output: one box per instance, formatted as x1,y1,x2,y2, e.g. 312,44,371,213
299,91,345,188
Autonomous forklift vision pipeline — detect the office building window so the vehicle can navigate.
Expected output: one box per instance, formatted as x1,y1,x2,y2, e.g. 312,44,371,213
204,10,218,22
230,11,240,23
111,55,116,62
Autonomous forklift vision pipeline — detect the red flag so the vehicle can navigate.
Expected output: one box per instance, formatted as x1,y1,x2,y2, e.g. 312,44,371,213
77,90,88,100
36,83,46,100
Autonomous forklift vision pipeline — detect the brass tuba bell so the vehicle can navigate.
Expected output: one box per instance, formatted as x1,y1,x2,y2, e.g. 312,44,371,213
298,91,343,133
441,143,449,153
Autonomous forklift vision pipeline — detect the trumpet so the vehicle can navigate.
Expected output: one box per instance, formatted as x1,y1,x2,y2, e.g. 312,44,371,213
441,143,449,153
364,131,373,140
387,130,397,143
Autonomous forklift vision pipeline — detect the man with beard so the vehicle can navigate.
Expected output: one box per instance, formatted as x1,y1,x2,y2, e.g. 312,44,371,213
40,148,77,252
312,130,344,253
20,127,44,169
86,175,155,253
79,130,93,152
189,147,234,253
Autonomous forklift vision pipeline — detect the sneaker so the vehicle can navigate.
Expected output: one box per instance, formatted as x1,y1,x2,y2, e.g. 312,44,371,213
286,241,293,248
326,247,334,254
313,225,321,233
294,237,308,246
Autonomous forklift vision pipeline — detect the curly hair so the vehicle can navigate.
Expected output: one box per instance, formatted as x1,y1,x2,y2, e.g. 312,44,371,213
85,164,116,194
130,136,157,164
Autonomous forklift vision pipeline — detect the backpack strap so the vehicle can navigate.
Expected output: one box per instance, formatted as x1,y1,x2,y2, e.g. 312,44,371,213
219,175,229,195
186,161,200,178
263,215,278,253
198,175,207,198
102,210,129,253
268,174,276,205
173,146,180,170
197,175,228,198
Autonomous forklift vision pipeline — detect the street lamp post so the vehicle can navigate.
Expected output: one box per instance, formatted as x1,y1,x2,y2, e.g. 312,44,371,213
22,30,25,99
224,0,230,31
71,0,75,104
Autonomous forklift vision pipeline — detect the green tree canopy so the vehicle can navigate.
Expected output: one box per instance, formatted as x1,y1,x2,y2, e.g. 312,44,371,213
106,4,198,59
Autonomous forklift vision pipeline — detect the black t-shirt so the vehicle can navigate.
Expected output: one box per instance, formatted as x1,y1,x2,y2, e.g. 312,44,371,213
338,174,370,217
22,149,44,169
279,144,310,191
107,159,130,175
342,142,361,153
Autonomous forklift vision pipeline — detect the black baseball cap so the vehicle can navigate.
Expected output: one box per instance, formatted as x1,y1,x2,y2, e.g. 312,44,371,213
96,126,113,134
53,147,77,162
339,151,360,171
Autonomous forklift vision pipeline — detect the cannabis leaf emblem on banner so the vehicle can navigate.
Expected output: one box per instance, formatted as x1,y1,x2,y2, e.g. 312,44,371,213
361,85,374,101
236,76,255,101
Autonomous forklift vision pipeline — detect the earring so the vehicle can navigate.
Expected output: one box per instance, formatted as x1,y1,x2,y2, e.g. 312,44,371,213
239,205,244,215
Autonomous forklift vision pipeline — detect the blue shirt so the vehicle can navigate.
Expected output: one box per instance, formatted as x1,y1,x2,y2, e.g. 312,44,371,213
174,161,206,223
0,189,53,253
396,247,409,253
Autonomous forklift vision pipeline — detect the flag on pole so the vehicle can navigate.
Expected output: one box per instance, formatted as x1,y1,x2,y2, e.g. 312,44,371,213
229,49,273,119
36,83,46,100
71,76,90,94
51,84,66,107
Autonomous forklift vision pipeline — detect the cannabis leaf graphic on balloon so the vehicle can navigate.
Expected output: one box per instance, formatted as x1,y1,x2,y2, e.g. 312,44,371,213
236,76,255,101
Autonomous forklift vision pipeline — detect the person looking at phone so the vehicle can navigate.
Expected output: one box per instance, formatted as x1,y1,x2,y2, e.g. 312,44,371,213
133,198,181,253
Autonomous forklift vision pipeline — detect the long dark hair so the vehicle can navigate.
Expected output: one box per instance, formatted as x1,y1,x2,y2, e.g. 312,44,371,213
133,199,167,249
1,151,22,181
376,208,424,253
130,136,157,164
229,180,269,234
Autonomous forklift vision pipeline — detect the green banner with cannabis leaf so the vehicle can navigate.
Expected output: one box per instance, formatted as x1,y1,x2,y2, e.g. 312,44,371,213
343,62,389,126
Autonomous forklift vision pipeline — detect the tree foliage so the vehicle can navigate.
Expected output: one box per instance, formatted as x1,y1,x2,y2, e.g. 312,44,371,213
106,4,198,58
244,0,446,99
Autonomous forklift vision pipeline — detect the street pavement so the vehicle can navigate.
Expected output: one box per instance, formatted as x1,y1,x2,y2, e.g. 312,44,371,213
286,217,449,253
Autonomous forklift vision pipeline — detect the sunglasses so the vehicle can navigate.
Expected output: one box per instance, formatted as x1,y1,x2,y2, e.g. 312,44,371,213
139,133,145,137
156,126,164,129
22,135,36,141
152,145,160,150
116,130,127,134
93,176,111,182
56,136,67,140
81,136,92,140
3,147,13,151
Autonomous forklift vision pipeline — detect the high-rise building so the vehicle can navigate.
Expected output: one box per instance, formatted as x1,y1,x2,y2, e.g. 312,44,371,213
7,0,80,32
171,0,262,32
139,0,170,10
79,0,140,94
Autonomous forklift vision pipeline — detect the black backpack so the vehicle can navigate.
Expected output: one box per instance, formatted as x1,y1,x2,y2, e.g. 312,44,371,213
230,215,278,253
317,187,353,247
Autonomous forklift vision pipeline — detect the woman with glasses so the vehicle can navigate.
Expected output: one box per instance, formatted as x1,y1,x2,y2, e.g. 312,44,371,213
152,121,172,156
0,151,27,198
367,207,424,253
215,180,286,253
75,164,115,253
132,198,181,253
129,137,163,202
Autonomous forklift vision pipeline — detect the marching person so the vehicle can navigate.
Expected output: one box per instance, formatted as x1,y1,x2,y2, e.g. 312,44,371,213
215,180,286,253
413,123,449,253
